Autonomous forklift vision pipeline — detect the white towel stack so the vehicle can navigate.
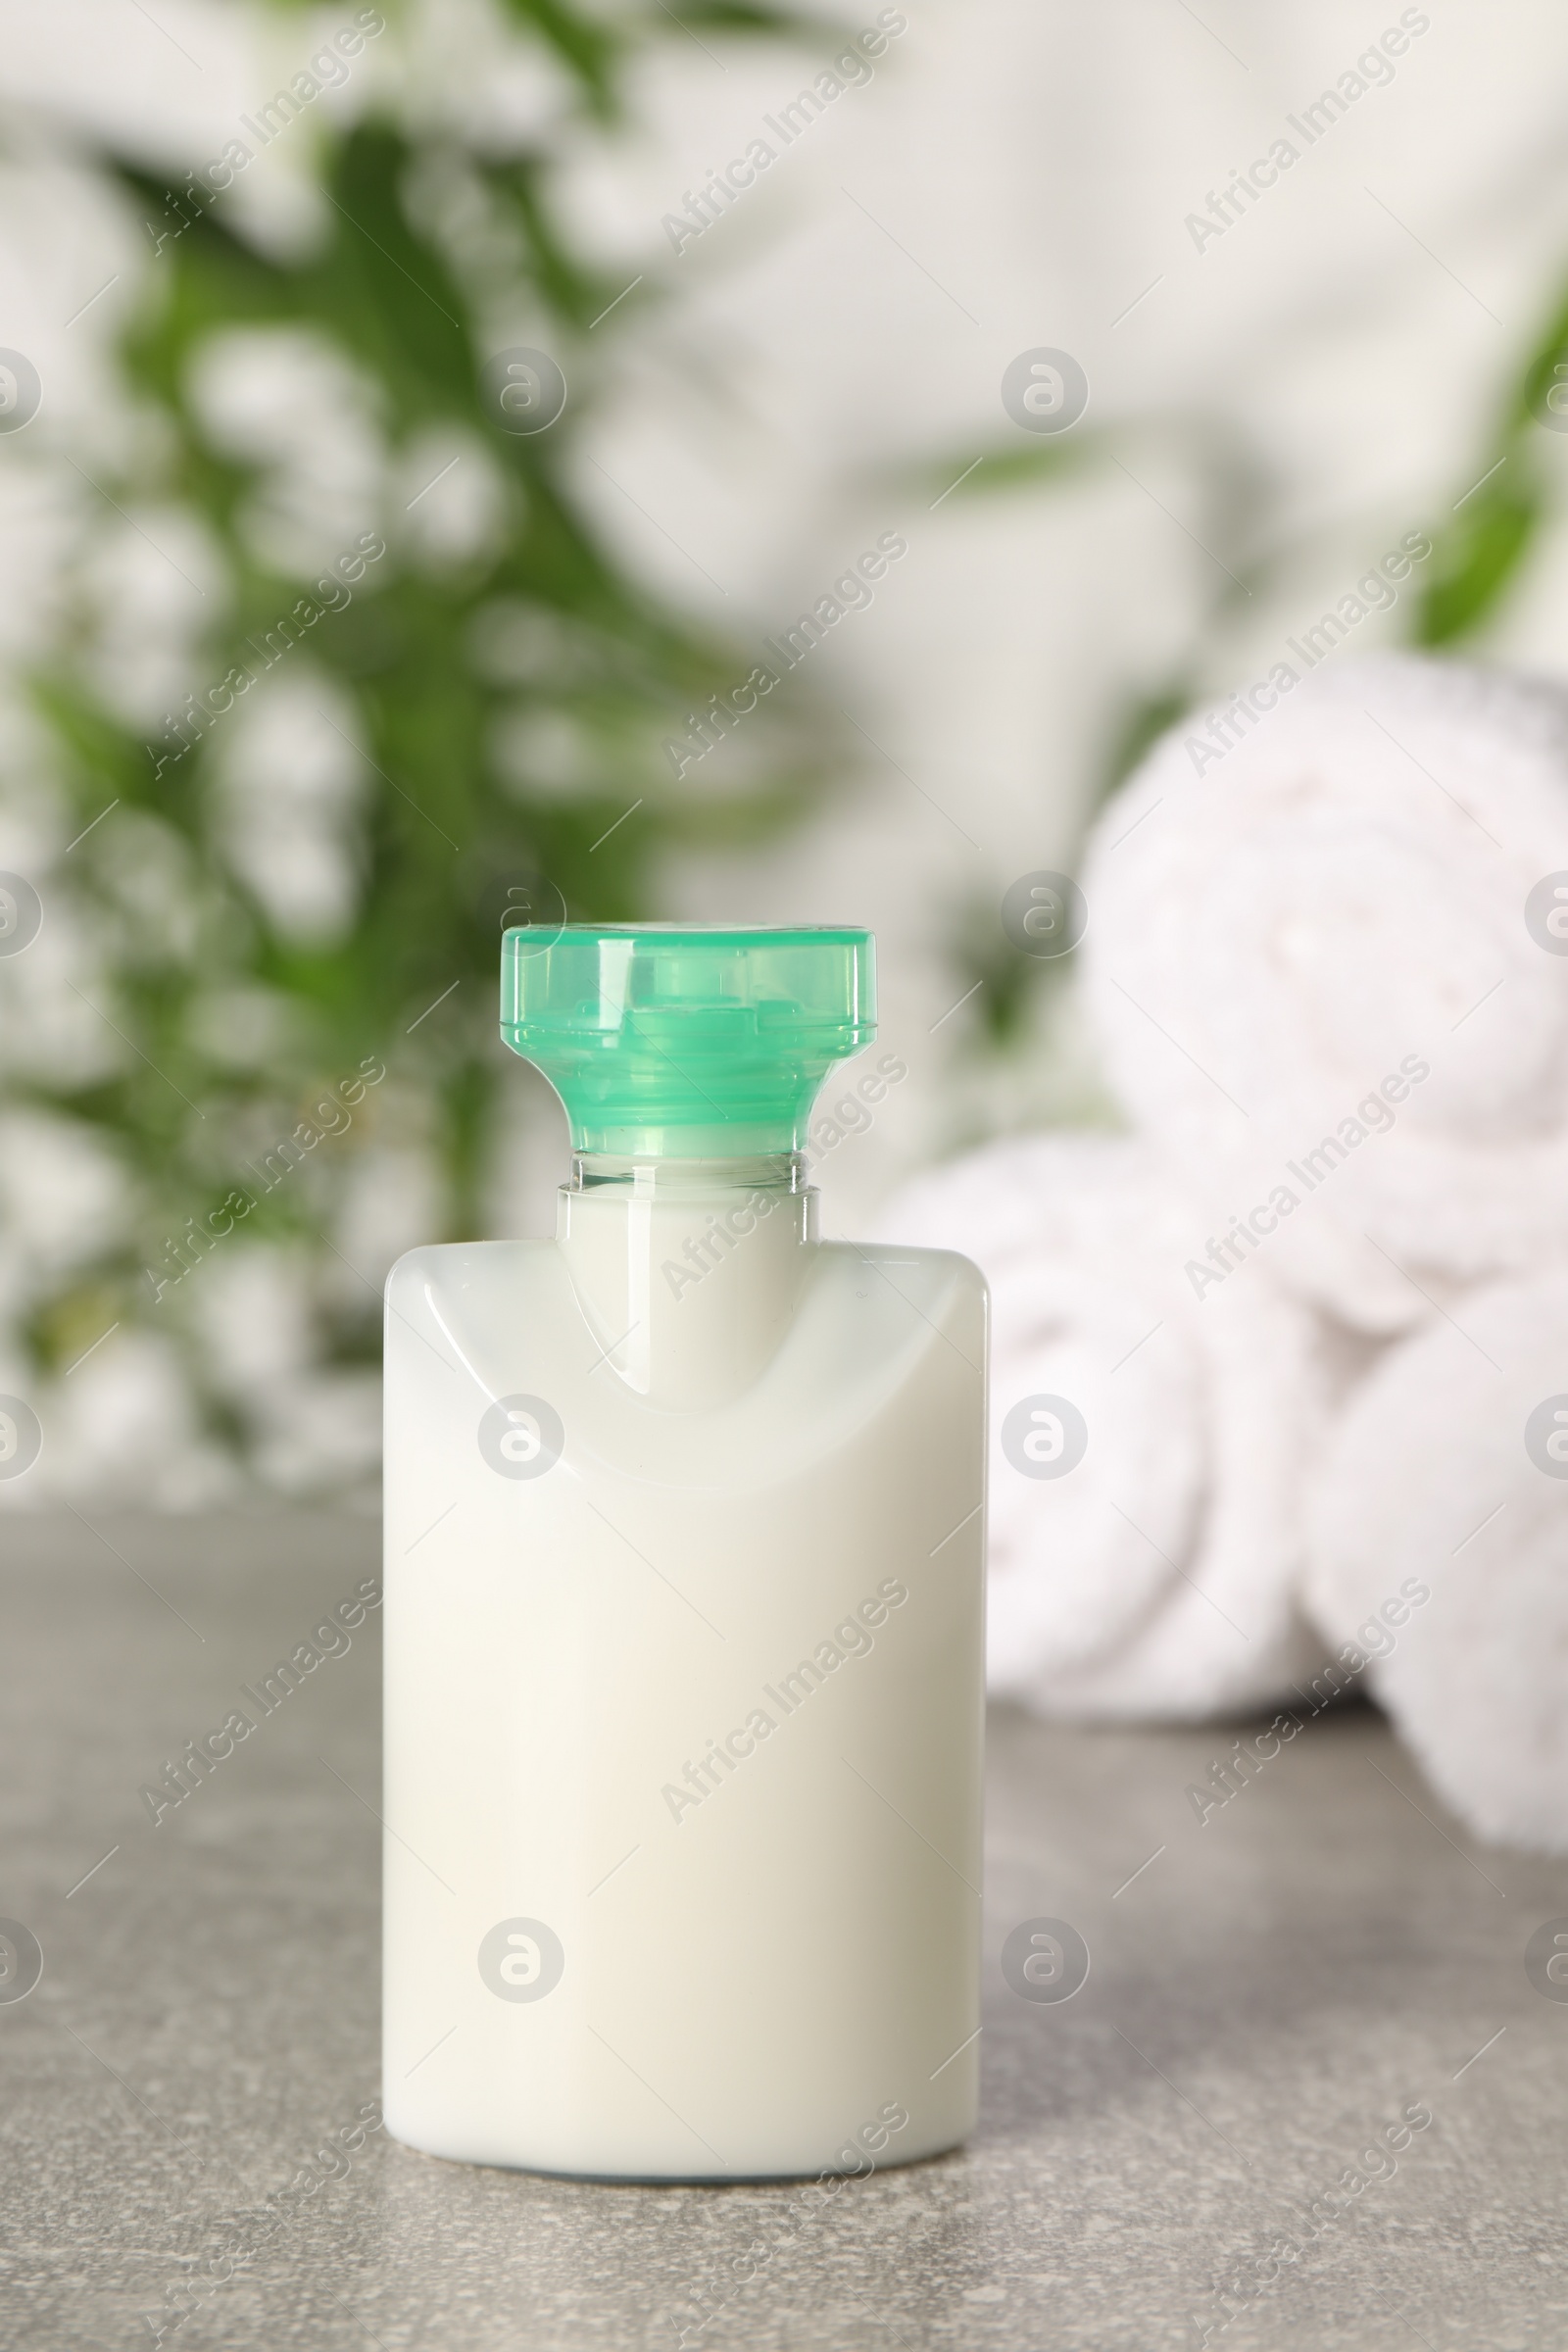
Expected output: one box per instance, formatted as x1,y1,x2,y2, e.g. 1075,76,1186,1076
1081,652,1568,1330
1303,1275,1568,1854
882,652,1568,1848
878,1133,1324,1720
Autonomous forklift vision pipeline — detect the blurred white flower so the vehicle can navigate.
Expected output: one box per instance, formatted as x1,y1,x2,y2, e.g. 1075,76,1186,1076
191,1241,313,1396
0,460,84,672
333,1141,444,1289
183,983,302,1072
19,1326,235,1511
0,1108,132,1286
0,148,145,471
184,1243,374,1490
82,807,204,971
0,865,129,1092
78,506,227,728
487,702,599,801
251,1369,381,1493
215,669,366,944
466,597,592,686
402,0,575,151
186,323,385,578
189,1242,380,1487
393,423,510,573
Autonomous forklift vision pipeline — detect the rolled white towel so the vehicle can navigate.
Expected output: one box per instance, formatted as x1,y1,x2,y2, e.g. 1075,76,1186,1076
1302,1274,1568,1852
876,1132,1323,1719
1080,653,1568,1331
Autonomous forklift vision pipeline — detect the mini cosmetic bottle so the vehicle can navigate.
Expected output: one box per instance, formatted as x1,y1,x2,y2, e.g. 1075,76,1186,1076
382,925,986,2180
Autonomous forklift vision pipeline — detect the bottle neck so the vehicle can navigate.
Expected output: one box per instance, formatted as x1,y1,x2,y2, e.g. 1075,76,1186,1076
555,1152,816,1409
566,1151,809,1198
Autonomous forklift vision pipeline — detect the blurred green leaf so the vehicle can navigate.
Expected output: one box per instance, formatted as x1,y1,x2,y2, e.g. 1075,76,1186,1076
1095,684,1192,801
910,432,1107,506
1416,486,1541,646
1415,277,1568,645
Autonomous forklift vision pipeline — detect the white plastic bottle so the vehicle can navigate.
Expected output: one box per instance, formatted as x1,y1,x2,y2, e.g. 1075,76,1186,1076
382,925,986,2180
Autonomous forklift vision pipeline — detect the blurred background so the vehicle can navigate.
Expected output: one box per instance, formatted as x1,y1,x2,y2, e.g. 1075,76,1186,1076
5,0,1568,1506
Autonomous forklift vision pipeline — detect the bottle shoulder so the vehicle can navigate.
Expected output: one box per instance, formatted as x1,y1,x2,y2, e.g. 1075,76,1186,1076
385,1231,983,1488
833,1240,988,1298
385,1237,552,1298
386,1235,987,1302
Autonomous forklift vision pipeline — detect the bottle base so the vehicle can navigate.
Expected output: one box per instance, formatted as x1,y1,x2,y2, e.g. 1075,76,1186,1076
384,2114,972,2186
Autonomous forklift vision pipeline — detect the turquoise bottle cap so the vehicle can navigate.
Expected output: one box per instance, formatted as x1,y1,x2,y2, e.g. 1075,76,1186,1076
501,924,875,1156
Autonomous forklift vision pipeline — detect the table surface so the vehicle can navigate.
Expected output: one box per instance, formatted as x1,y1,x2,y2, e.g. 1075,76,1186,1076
2,1513,1565,2352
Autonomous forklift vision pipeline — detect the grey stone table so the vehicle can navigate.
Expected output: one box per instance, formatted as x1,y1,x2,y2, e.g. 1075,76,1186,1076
3,1515,1566,2352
